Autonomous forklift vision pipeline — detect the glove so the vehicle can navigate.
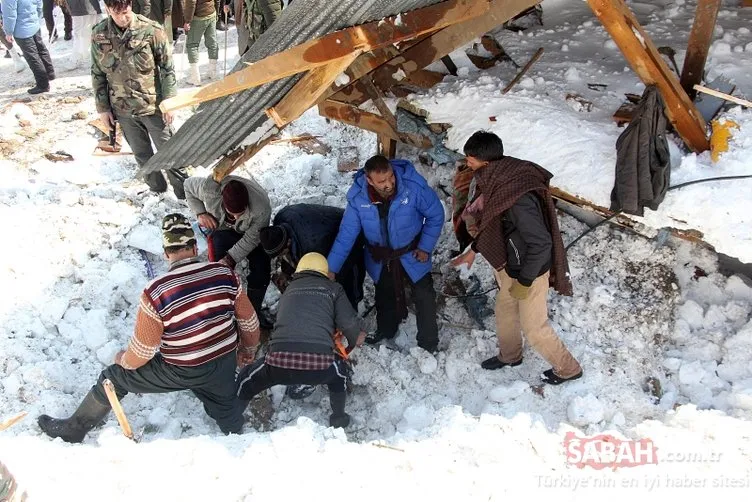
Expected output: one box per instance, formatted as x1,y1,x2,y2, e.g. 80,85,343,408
508,280,530,300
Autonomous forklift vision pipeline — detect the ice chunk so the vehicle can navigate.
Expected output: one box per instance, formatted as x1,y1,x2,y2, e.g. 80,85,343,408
488,380,529,403
567,394,604,426
679,360,706,386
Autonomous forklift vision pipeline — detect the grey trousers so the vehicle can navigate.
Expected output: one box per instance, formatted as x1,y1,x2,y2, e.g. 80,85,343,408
92,351,245,434
116,112,187,199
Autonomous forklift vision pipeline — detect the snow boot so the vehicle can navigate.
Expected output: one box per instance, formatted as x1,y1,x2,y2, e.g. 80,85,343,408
186,63,201,86
328,392,350,428
10,50,26,73
37,390,111,443
208,59,218,80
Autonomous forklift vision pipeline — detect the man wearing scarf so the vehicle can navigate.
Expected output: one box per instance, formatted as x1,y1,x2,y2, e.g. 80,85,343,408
451,131,582,385
327,155,444,353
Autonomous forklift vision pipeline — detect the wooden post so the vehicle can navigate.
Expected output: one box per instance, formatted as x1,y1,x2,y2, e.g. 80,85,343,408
379,136,397,158
0,412,27,432
680,0,722,99
502,47,543,94
102,379,135,441
586,0,709,153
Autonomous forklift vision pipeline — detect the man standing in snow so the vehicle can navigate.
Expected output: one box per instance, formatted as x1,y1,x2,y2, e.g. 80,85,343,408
451,131,582,385
184,173,274,329
182,0,218,85
2,0,56,94
37,214,261,442
66,0,101,68
236,252,365,429
91,0,187,199
327,155,444,353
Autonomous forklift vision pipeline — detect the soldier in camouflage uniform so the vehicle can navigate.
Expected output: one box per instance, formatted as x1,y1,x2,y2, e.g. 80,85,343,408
227,0,281,56
92,0,187,199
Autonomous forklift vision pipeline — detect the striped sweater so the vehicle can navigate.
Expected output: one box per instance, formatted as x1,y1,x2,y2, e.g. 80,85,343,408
120,257,260,369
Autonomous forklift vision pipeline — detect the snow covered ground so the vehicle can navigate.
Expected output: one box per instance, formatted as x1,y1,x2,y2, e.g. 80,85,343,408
1,1,751,500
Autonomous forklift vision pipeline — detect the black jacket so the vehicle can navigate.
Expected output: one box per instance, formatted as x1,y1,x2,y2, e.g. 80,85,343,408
501,192,552,286
274,204,348,265
269,271,362,355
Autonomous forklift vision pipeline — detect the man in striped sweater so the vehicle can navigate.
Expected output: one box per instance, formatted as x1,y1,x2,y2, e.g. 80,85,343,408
38,213,261,443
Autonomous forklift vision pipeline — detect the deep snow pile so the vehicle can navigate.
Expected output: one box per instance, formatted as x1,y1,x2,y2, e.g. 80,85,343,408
1,0,752,500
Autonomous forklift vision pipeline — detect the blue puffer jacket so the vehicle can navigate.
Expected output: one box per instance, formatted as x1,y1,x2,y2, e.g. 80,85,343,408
1,0,42,40
328,159,444,284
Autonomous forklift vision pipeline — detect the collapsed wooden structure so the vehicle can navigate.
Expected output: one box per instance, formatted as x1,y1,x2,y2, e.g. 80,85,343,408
152,0,746,246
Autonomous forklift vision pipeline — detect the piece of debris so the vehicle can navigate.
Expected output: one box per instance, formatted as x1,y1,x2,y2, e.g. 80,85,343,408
291,136,331,156
0,139,22,158
466,36,517,70
61,96,86,104
565,93,593,112
503,5,543,32
489,116,497,122
587,83,608,91
71,111,88,120
502,47,544,94
531,385,545,397
613,101,638,126
337,146,360,172
657,46,681,76
44,151,74,162
18,119,31,128
643,376,663,402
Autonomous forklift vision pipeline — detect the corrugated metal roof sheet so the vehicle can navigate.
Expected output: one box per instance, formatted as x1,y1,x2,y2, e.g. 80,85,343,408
143,0,444,174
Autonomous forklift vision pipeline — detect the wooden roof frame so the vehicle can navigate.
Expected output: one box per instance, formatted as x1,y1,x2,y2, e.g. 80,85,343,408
161,0,730,183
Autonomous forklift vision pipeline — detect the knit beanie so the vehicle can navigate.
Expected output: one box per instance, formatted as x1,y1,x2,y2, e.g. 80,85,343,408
221,180,249,214
162,213,197,249
259,225,288,256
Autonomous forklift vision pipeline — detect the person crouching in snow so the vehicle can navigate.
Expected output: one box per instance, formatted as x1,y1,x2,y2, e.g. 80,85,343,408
37,214,261,442
451,131,583,385
236,252,366,429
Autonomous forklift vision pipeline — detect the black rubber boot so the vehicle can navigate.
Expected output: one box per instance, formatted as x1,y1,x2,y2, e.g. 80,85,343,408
329,392,350,428
37,390,111,443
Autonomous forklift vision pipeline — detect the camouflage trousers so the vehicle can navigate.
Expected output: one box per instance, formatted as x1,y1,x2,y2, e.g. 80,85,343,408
116,112,187,199
186,12,219,64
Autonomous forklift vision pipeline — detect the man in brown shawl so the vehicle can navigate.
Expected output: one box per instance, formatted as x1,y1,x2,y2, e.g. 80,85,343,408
451,131,582,385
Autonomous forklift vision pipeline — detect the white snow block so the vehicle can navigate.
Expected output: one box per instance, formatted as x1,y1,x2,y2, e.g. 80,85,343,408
488,380,530,403
567,394,605,427
679,360,706,386
82,309,109,351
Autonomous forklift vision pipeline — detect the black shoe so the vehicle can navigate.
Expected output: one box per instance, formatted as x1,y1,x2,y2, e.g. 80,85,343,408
64,32,72,41
286,384,316,400
418,342,438,353
541,369,583,385
329,392,350,428
4,50,10,59
481,355,522,370
28,86,50,95
365,331,393,345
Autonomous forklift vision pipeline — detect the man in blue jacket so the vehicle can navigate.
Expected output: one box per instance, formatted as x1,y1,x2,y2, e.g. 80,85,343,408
2,0,55,94
328,155,444,352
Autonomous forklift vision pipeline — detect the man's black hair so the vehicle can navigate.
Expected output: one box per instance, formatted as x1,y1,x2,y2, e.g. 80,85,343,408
364,155,391,174
463,131,504,161
104,0,132,11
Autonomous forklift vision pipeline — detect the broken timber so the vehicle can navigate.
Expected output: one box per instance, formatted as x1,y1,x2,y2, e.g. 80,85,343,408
680,0,722,100
502,47,543,94
586,0,710,153
160,0,489,113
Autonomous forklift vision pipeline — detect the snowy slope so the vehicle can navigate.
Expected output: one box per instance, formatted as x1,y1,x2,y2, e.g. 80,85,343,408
1,1,752,500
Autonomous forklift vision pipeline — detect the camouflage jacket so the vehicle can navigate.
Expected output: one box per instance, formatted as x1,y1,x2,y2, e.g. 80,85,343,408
91,14,176,117
244,0,282,41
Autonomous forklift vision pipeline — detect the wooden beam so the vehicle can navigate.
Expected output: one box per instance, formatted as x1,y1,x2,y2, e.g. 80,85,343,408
318,99,432,149
159,0,489,113
694,85,752,108
369,0,542,93
586,0,709,153
265,50,362,127
680,0,722,99
379,136,398,158
212,134,280,181
502,47,543,94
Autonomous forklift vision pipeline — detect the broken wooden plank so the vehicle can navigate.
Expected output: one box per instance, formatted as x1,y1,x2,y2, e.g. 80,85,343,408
441,55,459,76
368,0,542,95
680,0,722,99
160,0,489,113
361,76,399,131
318,99,432,149
212,134,280,181
403,69,446,89
265,50,362,127
694,76,736,122
502,47,543,94
379,135,398,158
586,0,710,153
612,102,637,126
0,412,27,432
694,85,752,108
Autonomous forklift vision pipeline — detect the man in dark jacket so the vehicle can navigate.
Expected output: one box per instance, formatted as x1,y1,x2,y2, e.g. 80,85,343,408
327,155,444,353
259,203,366,310
451,131,582,385
236,253,365,429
